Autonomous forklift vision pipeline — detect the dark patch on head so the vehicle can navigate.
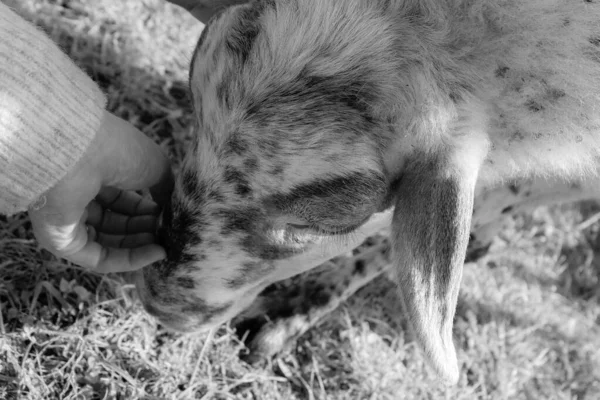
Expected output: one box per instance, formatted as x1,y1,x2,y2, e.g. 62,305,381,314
175,276,196,289
501,205,514,214
216,81,232,110
224,132,248,156
266,171,386,228
590,36,600,47
353,259,366,276
223,166,253,197
508,184,520,195
243,157,260,173
208,188,226,203
181,170,207,201
495,66,510,78
226,261,276,288
270,164,285,177
448,92,461,104
225,4,269,65
224,167,246,184
157,200,204,274
245,67,379,133
218,206,261,236
525,99,544,112
562,18,570,27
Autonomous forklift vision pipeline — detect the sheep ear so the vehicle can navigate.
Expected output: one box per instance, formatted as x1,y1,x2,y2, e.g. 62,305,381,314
391,150,480,385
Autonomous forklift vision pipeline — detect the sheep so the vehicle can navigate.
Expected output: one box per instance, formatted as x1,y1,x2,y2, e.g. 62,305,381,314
134,0,600,385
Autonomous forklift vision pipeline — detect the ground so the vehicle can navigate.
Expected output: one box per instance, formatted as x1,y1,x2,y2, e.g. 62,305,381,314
1,0,600,399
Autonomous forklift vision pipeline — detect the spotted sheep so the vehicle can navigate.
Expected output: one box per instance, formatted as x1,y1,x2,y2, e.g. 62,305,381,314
134,0,600,385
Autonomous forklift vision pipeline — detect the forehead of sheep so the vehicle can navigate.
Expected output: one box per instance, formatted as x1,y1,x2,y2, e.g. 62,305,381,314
136,0,404,332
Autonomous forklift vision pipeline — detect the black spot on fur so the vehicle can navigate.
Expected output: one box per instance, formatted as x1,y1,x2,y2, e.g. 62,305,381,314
176,276,195,289
216,81,232,110
511,131,525,142
224,167,245,183
208,188,225,203
502,205,514,214
301,284,331,312
508,184,520,195
218,207,260,236
495,66,510,78
225,4,270,65
236,183,252,197
270,164,285,176
245,67,379,133
590,36,600,47
353,259,366,276
547,88,566,102
224,167,253,197
224,132,249,156
525,99,544,112
243,157,260,173
158,201,204,274
181,170,206,201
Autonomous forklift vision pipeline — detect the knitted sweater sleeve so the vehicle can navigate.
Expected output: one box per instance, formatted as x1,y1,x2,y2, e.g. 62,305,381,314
0,2,106,216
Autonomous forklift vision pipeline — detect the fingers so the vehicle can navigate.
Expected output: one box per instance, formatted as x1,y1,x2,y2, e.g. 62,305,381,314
66,240,166,274
96,187,160,215
95,232,156,249
87,196,159,236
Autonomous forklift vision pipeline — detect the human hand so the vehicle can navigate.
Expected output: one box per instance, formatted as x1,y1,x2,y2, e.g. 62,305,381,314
28,112,174,274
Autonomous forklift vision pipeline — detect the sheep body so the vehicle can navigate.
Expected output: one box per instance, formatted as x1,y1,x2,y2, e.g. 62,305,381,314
137,0,600,385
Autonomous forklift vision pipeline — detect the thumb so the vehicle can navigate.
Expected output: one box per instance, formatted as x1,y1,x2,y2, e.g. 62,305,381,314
29,206,90,258
99,113,174,207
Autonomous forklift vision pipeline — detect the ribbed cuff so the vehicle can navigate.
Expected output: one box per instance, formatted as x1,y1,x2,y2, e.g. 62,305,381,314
0,3,106,215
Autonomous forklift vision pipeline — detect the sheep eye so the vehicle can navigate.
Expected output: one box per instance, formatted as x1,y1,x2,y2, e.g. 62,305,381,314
286,222,353,236
287,223,312,230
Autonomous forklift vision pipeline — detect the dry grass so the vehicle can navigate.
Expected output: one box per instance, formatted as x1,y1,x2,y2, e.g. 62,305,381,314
1,0,600,398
